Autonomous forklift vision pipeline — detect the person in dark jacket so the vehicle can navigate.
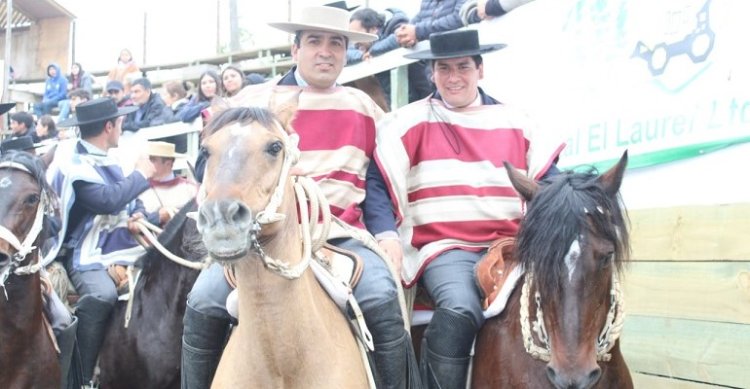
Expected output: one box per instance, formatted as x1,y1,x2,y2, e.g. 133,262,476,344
348,7,432,103
122,78,174,133
9,111,35,139
34,63,68,117
50,98,156,387
58,62,96,122
463,0,535,24
178,70,222,123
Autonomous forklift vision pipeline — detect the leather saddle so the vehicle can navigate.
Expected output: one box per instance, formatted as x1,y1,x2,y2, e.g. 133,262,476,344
475,237,518,309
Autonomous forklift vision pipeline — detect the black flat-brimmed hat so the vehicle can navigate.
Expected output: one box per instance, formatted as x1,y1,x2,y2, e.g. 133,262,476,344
58,97,138,128
404,30,506,60
0,136,41,154
1,103,16,115
324,1,359,11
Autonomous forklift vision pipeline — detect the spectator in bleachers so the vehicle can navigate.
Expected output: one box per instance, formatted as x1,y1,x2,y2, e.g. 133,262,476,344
221,65,246,97
67,62,95,94
395,0,468,48
122,78,174,133
107,49,141,94
9,112,35,139
57,63,95,122
471,0,534,21
35,115,59,143
178,70,221,123
58,89,93,138
348,7,432,103
162,80,190,117
105,80,134,108
34,63,68,118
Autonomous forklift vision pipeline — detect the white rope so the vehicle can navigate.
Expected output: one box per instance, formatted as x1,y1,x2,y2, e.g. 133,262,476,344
255,178,315,280
132,220,211,271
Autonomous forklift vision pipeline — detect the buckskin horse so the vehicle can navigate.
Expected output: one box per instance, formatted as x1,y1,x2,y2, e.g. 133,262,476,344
469,152,633,388
0,151,61,389
97,199,205,389
196,106,369,388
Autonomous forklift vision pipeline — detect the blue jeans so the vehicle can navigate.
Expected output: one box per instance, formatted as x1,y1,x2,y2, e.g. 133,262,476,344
421,248,486,329
186,237,404,344
67,267,118,306
57,99,72,121
34,99,59,117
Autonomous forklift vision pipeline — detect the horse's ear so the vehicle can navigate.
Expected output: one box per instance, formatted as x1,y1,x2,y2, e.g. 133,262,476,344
40,145,57,169
272,92,301,134
504,161,538,201
597,150,628,197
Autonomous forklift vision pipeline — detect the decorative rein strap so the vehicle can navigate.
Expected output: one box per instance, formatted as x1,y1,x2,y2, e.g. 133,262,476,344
0,162,51,297
520,269,625,362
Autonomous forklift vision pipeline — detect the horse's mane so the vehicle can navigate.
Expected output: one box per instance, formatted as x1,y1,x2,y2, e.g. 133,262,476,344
136,199,205,271
515,168,630,298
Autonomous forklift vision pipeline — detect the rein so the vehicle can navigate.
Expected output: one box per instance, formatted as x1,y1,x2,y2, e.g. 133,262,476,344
0,161,52,297
131,218,211,271
519,269,625,362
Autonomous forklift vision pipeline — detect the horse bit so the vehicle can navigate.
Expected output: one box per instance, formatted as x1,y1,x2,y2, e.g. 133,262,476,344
0,161,54,298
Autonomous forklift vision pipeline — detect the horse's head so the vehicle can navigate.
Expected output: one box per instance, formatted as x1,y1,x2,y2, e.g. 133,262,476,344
504,152,629,389
0,151,56,288
196,105,299,263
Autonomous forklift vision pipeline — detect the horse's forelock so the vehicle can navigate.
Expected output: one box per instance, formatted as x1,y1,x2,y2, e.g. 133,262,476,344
0,151,51,197
517,170,628,298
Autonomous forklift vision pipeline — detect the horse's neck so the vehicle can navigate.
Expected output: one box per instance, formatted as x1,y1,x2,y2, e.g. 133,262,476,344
234,219,338,341
0,272,44,336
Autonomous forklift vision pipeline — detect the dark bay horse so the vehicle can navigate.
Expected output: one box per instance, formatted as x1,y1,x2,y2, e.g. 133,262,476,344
196,106,368,388
0,151,60,389
97,200,204,389
470,152,633,388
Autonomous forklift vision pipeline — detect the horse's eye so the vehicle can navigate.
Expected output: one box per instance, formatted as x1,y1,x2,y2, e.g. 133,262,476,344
24,193,40,206
266,141,283,157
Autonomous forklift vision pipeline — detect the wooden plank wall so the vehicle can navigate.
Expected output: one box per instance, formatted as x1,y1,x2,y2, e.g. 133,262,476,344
621,203,750,388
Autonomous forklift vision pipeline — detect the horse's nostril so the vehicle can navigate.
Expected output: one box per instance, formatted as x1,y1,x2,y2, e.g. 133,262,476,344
0,252,10,268
546,366,557,382
232,203,251,225
587,367,602,386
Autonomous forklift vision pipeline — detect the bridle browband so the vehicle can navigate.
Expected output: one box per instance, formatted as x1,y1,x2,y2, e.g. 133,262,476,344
0,161,53,299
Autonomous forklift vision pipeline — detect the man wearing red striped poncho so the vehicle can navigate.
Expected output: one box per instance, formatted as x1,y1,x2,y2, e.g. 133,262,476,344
368,29,565,388
181,6,421,389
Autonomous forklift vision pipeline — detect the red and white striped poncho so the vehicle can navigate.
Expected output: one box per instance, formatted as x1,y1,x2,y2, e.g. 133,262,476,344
374,97,565,287
232,81,384,230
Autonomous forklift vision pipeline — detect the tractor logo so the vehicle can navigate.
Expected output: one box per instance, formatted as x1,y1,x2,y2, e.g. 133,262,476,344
631,0,714,76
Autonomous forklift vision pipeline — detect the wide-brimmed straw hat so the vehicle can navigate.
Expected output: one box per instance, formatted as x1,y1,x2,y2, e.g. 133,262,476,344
269,6,377,43
58,97,138,128
147,141,186,159
404,30,506,60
